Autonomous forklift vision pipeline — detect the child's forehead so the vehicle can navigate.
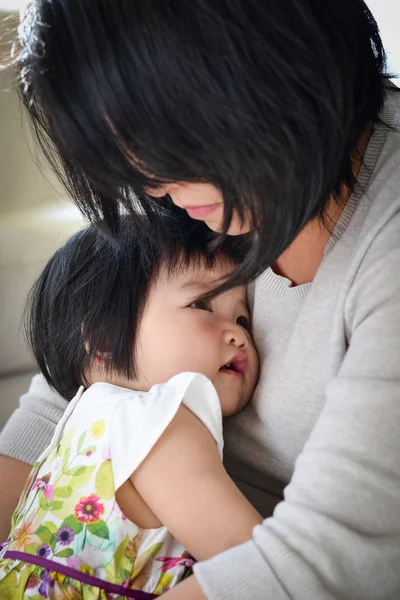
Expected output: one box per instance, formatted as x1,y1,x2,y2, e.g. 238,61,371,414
161,257,233,288
154,259,247,304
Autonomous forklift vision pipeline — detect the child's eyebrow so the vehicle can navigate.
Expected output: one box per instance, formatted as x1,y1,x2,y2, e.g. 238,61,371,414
181,281,249,311
180,279,214,291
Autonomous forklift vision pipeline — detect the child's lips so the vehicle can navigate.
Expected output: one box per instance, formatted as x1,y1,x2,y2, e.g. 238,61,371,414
219,354,248,378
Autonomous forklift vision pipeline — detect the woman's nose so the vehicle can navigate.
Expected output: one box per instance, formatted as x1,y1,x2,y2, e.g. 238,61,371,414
167,185,186,207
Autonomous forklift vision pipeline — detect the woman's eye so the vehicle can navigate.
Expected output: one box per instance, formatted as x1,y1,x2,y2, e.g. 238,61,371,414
236,315,250,331
189,300,211,311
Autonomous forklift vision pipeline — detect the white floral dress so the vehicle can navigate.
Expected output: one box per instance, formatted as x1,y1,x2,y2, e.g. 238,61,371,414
0,373,223,599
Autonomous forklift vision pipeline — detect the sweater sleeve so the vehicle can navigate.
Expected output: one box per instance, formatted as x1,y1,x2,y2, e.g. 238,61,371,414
0,374,67,465
193,230,400,598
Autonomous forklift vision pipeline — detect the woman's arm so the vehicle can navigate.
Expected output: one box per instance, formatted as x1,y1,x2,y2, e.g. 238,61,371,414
131,404,263,561
0,374,67,540
0,456,32,541
163,237,400,599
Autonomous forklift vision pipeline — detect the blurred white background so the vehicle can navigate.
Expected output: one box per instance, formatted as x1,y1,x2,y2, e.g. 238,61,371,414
366,0,400,79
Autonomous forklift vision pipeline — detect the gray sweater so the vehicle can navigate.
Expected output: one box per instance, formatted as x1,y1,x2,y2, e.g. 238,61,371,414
1,89,400,599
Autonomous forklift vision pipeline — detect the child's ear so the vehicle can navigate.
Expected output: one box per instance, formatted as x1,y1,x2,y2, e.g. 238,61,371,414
95,351,113,362
83,336,113,364
83,338,90,355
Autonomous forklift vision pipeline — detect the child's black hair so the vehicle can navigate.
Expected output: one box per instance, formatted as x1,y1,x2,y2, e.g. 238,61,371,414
17,0,395,295
26,210,250,400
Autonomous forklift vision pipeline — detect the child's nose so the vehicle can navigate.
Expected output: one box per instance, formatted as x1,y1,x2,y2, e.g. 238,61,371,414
223,324,248,349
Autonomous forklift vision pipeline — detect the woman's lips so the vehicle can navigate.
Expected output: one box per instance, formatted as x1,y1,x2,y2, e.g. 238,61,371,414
184,203,222,219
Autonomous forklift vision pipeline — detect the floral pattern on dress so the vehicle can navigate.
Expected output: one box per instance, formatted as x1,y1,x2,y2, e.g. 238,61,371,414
0,410,193,598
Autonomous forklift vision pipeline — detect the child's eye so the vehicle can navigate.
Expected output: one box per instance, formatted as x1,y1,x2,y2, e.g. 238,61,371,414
189,299,212,311
236,315,250,331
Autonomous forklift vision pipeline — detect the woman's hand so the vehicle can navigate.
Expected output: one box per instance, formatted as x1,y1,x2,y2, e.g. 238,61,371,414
162,575,207,600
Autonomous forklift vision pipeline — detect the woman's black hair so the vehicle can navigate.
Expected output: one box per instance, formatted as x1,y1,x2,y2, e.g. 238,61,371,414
26,210,249,400
17,0,394,292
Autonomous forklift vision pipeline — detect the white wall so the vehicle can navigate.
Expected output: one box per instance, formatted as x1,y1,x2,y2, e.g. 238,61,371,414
367,0,400,79
0,12,66,210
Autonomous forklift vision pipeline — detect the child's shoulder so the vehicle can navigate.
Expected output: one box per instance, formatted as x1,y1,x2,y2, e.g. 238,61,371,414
80,381,144,406
102,373,224,491
68,374,223,475
79,373,222,422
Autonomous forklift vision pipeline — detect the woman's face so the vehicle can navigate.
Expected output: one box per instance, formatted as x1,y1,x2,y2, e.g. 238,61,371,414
148,182,251,235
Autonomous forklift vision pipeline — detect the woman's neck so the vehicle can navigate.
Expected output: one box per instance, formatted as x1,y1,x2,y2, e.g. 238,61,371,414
272,124,373,286
272,206,341,286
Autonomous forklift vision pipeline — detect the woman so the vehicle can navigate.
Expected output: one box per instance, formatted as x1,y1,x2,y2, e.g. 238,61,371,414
1,1,400,598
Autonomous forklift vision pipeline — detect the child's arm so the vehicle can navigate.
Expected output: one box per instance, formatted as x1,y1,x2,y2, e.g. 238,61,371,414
131,404,263,561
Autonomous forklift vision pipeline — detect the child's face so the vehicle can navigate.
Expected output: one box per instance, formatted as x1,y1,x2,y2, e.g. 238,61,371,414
132,260,259,416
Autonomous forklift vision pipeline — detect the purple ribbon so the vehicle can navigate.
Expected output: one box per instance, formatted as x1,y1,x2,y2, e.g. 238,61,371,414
4,550,158,599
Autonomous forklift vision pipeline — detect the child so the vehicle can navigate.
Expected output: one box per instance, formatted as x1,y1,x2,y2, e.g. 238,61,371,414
0,213,261,599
